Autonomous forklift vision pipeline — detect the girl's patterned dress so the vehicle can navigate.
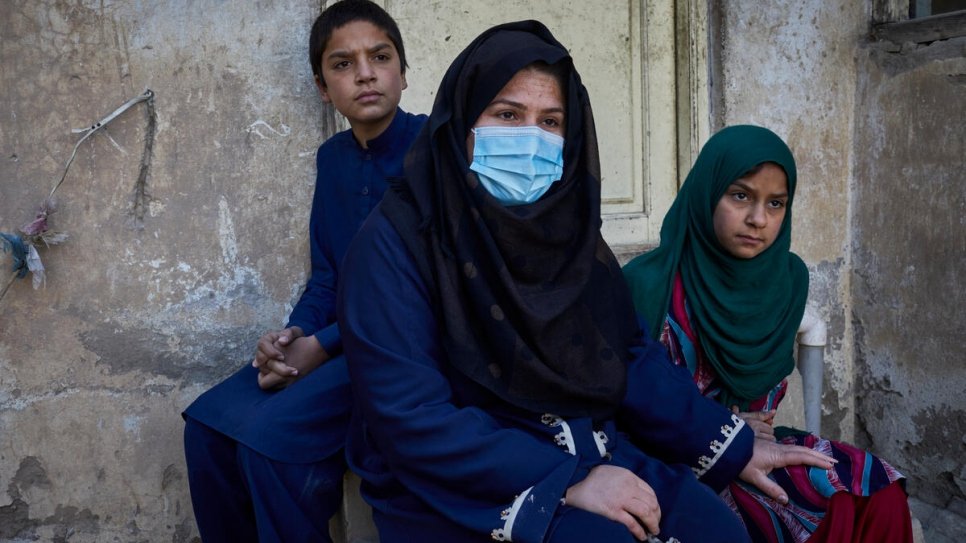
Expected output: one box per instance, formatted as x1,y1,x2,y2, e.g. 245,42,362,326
663,275,905,543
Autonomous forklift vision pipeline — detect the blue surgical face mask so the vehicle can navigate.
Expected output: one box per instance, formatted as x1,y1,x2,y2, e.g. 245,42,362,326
469,125,565,206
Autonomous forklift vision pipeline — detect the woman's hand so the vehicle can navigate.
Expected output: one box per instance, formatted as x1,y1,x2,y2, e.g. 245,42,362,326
732,406,776,440
739,439,836,504
564,464,660,541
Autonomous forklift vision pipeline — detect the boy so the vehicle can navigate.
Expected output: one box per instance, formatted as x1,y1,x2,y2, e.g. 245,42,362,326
182,2,426,541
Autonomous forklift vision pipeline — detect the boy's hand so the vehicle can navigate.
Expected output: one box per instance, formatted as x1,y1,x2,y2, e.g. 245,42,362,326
256,368,290,390
253,326,304,367
732,406,776,440
565,464,661,540
255,334,330,390
739,439,837,504
253,327,303,389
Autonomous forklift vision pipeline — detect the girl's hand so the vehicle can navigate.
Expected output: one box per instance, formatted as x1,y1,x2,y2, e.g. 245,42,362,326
732,406,776,440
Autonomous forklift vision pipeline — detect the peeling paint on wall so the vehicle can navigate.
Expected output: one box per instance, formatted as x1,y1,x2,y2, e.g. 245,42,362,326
853,31,966,509
1,1,327,540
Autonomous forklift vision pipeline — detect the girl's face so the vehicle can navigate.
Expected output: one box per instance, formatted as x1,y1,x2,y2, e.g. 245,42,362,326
712,162,789,259
465,66,565,157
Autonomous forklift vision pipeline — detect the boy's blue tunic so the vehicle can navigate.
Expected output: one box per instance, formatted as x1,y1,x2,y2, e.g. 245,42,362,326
182,109,425,540
184,108,425,460
337,205,758,543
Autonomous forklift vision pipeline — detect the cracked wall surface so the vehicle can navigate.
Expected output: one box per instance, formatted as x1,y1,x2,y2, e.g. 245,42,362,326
0,1,340,540
853,36,966,508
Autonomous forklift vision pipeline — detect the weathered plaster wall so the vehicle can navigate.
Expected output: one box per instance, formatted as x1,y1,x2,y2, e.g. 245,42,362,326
711,0,866,441
852,35,966,509
0,1,339,540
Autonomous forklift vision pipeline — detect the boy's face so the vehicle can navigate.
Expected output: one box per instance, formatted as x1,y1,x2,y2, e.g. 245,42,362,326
316,20,407,143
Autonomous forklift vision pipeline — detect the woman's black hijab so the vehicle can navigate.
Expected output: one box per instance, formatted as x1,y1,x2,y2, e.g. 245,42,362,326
381,21,641,420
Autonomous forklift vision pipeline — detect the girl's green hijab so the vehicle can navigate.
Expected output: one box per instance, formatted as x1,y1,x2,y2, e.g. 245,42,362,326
622,125,809,408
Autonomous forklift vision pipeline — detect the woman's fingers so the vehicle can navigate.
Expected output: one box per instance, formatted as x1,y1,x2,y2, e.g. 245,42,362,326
777,444,837,469
745,469,789,504
741,439,838,503
564,465,660,541
607,491,660,541
614,510,648,541
627,491,661,537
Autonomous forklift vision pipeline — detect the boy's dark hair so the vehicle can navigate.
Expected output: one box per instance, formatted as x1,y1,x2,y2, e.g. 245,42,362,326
309,0,408,84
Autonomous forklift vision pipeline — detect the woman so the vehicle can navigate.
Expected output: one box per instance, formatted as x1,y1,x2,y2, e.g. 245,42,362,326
337,22,833,543
622,125,912,542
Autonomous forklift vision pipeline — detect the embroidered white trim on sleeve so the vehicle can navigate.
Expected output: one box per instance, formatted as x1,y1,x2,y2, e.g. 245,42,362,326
541,413,576,456
592,430,609,458
491,486,533,541
691,414,745,478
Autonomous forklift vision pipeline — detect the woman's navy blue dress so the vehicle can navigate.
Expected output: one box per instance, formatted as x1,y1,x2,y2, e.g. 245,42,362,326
337,207,758,543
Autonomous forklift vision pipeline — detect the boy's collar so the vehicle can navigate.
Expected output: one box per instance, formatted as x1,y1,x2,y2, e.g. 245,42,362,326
358,107,404,152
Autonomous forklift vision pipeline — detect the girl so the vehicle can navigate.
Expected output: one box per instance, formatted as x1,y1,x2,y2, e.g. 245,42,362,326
622,125,912,542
